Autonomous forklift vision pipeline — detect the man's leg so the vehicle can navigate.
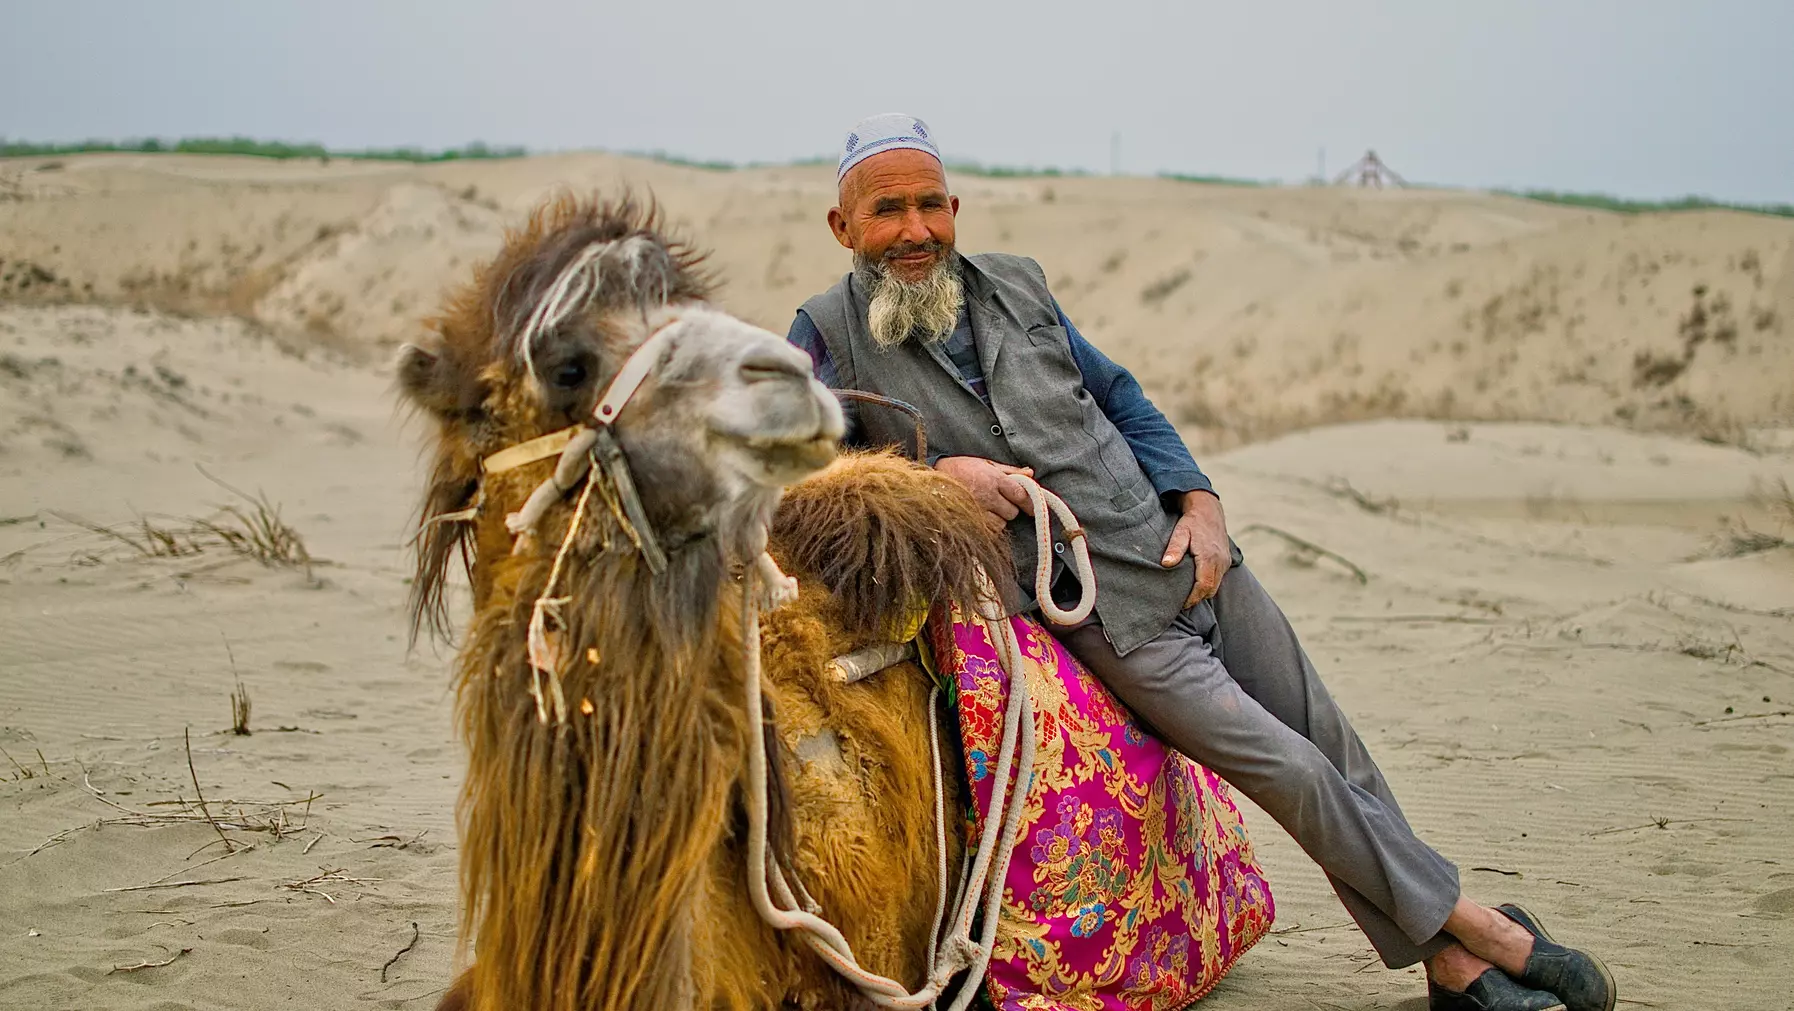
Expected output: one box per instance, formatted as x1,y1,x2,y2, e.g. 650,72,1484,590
1209,563,1462,964
1059,564,1459,968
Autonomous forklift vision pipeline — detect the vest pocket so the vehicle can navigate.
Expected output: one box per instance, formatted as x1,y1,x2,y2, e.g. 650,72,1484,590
1108,473,1154,513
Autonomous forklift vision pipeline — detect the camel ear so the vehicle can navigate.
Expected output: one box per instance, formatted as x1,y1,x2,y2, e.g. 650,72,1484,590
396,339,483,420
396,341,450,415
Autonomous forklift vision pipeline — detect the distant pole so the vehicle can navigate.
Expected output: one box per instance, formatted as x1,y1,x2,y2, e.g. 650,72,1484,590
1317,147,1326,184
1110,131,1120,176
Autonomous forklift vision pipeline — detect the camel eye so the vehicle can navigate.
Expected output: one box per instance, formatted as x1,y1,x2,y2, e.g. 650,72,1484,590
551,361,588,389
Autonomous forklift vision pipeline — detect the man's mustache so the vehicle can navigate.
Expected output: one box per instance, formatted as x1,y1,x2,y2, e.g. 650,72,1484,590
883,240,946,262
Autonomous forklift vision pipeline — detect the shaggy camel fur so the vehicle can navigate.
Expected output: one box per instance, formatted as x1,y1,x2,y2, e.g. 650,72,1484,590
399,194,1014,1011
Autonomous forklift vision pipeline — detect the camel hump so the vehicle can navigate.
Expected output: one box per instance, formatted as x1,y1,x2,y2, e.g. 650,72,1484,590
770,450,1017,640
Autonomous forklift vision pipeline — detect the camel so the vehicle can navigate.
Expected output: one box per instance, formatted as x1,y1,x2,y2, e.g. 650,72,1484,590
397,194,1018,1011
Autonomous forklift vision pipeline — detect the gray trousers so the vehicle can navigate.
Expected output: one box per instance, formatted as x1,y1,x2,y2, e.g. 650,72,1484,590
1057,564,1461,968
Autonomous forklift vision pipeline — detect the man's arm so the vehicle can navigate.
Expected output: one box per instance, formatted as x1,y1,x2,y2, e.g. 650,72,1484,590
1056,302,1215,504
1058,302,1231,604
786,309,839,386
786,309,862,445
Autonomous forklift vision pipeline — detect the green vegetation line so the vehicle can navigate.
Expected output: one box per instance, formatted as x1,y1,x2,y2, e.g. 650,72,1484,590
1503,188,1794,220
5,137,1787,220
1,137,527,162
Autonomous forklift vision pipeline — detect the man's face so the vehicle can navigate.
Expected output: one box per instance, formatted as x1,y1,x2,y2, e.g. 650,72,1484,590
828,149,959,282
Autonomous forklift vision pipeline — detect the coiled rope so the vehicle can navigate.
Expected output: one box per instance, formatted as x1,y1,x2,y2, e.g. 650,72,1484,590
742,473,1097,1009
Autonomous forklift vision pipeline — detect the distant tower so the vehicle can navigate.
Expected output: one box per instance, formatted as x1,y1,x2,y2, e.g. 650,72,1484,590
1333,149,1408,188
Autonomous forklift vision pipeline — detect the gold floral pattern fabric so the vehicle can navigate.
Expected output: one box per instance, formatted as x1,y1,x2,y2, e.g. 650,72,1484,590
934,609,1275,1010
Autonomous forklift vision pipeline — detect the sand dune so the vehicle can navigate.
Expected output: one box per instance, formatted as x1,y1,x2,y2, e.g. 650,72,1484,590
2,153,1791,1009
4,152,1790,447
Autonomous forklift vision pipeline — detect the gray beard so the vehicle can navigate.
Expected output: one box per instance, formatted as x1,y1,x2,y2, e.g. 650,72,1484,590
855,253,964,351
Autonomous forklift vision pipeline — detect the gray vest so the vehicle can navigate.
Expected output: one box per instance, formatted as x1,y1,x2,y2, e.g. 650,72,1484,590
800,252,1190,655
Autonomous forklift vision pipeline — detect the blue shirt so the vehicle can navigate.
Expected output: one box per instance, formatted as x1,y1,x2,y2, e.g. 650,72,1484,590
786,300,1215,502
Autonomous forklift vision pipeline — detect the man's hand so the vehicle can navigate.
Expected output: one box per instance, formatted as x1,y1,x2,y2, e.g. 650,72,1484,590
1162,490,1229,607
934,456,1035,535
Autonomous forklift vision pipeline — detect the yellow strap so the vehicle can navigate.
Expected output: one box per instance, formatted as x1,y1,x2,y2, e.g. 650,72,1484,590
481,427,577,474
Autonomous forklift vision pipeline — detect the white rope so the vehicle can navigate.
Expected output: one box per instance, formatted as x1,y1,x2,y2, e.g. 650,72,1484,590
523,458,598,724
945,609,1039,1011
741,474,1094,1009
506,428,600,539
1008,474,1098,626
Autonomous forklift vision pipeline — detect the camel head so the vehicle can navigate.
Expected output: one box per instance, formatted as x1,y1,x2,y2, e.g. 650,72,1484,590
396,193,843,640
398,195,849,1011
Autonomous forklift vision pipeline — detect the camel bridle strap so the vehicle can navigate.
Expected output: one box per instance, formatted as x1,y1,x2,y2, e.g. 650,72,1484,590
743,473,1096,1010
423,323,681,535
481,428,578,476
591,323,671,424
471,323,677,722
431,321,678,547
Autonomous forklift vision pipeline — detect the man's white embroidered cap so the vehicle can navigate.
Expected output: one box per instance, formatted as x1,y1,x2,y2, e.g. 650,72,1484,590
838,113,941,182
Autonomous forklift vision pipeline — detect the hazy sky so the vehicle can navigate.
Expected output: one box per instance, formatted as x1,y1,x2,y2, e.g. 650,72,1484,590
5,1,1790,202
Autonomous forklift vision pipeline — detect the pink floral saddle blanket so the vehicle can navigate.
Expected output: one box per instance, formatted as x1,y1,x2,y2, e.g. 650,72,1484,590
930,607,1275,1011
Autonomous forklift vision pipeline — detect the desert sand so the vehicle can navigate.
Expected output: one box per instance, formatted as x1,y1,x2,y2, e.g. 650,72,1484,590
2,153,1791,1010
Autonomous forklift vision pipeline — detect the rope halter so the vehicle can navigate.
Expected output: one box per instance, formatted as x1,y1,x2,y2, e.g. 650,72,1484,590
429,320,681,723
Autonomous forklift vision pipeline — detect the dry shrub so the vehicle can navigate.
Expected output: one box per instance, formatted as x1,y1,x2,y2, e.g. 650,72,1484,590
1141,267,1193,307
1632,350,1688,388
194,466,312,572
1766,478,1794,527
194,502,311,570
50,468,311,576
1709,479,1794,557
1714,522,1786,557
51,512,208,561
230,681,253,736
224,634,253,736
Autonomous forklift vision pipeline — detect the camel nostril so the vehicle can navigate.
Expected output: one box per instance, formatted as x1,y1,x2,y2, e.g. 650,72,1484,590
738,348,807,383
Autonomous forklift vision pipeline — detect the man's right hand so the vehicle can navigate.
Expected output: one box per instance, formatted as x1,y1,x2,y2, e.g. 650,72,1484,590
934,456,1035,535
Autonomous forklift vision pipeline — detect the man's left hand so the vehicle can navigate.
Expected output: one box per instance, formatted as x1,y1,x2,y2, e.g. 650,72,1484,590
1161,491,1229,608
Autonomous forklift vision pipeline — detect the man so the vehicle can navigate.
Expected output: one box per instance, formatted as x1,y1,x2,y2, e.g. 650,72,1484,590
787,114,1617,1011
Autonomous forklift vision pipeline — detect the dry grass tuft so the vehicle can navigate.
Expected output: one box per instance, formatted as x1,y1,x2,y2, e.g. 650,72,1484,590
1714,523,1786,557
47,468,312,576
2,745,40,782
195,466,313,574
1765,478,1794,527
224,634,252,736
13,760,324,863
280,866,382,905
50,512,208,560
1709,478,1794,557
230,682,253,736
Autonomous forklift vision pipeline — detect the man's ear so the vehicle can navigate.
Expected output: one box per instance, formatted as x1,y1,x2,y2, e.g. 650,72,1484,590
827,205,855,251
396,337,482,420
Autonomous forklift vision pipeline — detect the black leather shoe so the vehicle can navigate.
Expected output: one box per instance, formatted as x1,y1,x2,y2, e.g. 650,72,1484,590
1498,904,1617,1011
1429,968,1566,1011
